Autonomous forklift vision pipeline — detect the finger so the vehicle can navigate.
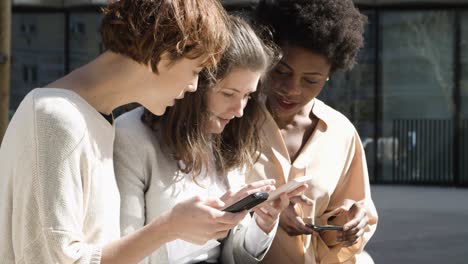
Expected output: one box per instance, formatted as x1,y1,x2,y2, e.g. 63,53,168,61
259,202,281,217
326,206,347,218
294,216,316,235
202,197,226,209
253,207,275,224
343,211,366,231
215,210,248,225
276,193,290,212
286,184,308,197
290,194,314,206
219,190,235,201
347,216,368,235
343,239,360,247
240,180,276,193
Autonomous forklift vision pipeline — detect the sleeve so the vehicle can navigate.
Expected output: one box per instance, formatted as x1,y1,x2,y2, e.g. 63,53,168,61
113,125,148,238
113,124,150,264
244,214,278,256
315,130,379,264
220,214,276,264
29,100,102,264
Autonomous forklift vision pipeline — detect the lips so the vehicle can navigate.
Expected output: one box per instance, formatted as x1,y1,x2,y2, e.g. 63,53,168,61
217,116,232,126
276,96,299,111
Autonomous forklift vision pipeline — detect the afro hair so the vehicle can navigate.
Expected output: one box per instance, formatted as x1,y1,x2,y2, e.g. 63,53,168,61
255,0,367,72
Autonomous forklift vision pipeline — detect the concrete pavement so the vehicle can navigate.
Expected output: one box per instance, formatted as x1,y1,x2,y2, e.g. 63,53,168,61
365,185,468,264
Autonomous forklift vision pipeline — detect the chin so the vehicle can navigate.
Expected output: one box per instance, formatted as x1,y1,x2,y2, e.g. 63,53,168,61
146,105,166,116
208,124,225,134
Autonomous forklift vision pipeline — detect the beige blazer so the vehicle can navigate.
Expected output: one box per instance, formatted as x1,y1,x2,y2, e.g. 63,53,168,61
247,99,378,264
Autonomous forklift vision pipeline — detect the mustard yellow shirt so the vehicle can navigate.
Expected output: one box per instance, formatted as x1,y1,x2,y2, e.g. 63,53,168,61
247,99,378,264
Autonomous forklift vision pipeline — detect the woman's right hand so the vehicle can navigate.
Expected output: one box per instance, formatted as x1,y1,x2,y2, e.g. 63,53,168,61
279,195,317,236
165,196,248,245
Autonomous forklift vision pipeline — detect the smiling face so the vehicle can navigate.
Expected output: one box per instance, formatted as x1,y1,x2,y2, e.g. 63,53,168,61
265,45,331,122
140,55,205,116
206,68,261,134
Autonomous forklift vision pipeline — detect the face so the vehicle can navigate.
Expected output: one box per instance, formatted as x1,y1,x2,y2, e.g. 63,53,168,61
265,45,331,121
141,55,205,115
206,68,261,134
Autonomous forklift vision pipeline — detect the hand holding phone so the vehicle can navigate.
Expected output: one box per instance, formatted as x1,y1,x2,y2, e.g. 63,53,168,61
267,175,313,201
223,192,269,213
305,224,343,231
303,217,343,231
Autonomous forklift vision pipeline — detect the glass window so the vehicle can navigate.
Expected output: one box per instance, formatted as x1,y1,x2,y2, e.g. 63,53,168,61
380,11,455,183
10,13,65,113
69,13,103,71
318,11,377,181
460,11,468,184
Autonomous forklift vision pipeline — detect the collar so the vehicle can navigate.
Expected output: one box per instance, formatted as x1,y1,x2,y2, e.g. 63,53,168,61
310,99,330,130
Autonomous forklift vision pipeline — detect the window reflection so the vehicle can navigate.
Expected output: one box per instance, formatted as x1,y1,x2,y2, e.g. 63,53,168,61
380,11,455,183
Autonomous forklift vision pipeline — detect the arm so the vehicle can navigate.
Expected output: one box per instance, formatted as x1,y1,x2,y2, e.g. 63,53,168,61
316,130,378,263
113,123,150,263
112,119,249,264
219,183,295,263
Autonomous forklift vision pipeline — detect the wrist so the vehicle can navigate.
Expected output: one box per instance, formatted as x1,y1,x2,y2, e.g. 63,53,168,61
149,209,179,243
256,217,275,234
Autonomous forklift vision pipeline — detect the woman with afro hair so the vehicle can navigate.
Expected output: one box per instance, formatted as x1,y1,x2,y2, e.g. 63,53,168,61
246,0,378,263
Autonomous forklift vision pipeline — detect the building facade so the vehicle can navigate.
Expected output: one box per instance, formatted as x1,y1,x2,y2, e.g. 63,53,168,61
9,0,468,186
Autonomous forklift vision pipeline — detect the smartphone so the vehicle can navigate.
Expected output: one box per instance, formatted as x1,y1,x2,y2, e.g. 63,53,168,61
223,192,269,213
306,224,343,231
267,175,313,201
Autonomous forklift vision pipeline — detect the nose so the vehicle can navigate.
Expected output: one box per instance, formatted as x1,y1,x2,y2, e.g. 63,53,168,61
282,79,301,96
231,98,246,118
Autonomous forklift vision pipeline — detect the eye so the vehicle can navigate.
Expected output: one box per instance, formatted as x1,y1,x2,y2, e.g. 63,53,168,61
222,92,234,98
304,78,320,85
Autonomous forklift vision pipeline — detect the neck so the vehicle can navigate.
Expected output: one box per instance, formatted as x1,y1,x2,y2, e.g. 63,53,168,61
267,99,315,129
45,51,150,114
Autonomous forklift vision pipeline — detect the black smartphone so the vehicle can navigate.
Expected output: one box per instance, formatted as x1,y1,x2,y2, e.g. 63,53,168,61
223,192,269,213
306,224,343,231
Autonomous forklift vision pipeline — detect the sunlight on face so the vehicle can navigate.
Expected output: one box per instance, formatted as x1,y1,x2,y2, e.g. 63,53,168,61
265,45,331,121
143,54,205,116
206,68,261,134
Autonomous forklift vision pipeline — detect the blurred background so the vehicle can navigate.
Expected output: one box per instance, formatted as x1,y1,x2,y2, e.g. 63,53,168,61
2,0,468,186
0,0,467,262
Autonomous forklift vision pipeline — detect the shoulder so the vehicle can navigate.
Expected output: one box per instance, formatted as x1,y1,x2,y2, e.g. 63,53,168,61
114,107,165,160
315,99,356,137
115,107,155,143
31,88,90,146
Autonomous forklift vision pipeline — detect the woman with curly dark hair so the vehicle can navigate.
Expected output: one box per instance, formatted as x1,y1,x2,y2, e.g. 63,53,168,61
0,0,230,263
246,0,379,263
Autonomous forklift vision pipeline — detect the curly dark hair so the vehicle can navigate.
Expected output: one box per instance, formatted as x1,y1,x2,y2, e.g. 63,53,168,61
255,0,367,72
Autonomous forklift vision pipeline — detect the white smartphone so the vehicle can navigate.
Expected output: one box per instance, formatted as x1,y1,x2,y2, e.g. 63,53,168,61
267,175,313,201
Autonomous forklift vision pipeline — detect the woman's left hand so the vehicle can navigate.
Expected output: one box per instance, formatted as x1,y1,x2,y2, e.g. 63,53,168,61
252,183,309,234
252,192,290,234
219,179,276,207
327,200,369,247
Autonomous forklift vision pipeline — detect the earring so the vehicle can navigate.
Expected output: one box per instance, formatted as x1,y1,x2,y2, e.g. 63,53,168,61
326,77,330,81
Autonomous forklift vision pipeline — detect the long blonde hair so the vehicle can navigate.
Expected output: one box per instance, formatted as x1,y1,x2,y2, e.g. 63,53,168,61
142,15,280,177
